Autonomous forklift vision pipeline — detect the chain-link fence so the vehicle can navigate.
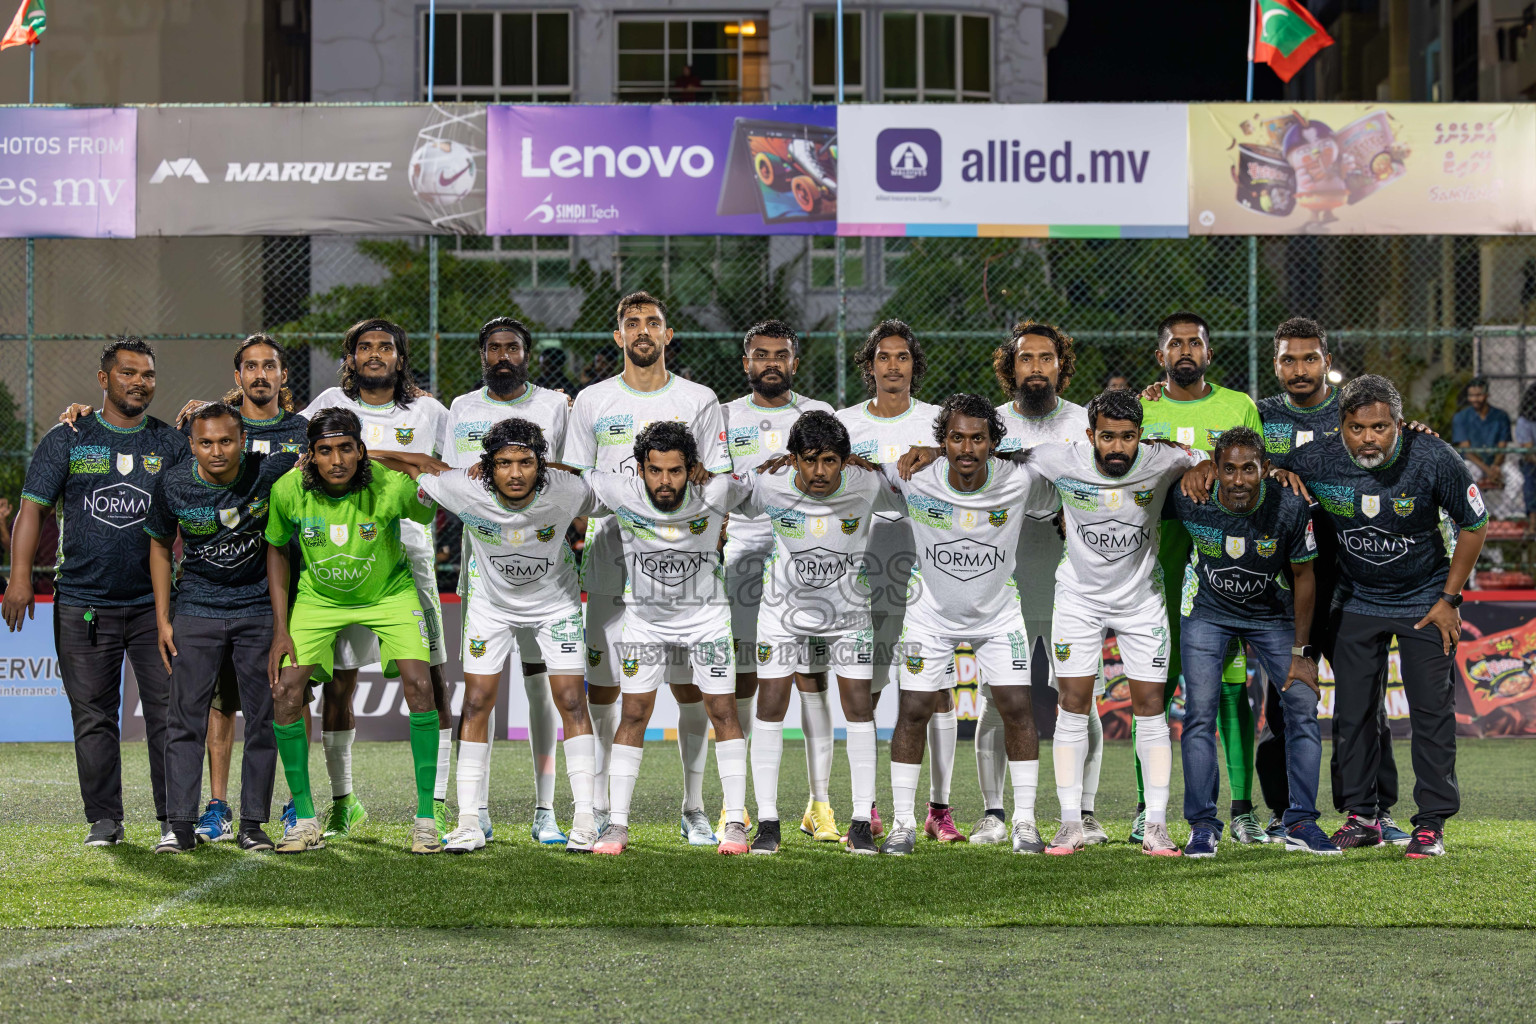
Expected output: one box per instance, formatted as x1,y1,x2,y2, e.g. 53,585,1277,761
5,232,1536,580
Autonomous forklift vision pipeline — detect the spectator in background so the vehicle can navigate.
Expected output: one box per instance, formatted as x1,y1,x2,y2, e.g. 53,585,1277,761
673,64,702,102
1452,377,1511,492
1104,370,1130,392
1516,383,1536,527
531,338,575,397
434,507,463,596
577,348,617,393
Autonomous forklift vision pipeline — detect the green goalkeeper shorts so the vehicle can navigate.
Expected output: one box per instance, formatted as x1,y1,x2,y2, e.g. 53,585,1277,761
286,590,430,681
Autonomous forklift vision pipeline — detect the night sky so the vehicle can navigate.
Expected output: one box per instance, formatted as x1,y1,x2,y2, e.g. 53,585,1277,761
1048,0,1289,102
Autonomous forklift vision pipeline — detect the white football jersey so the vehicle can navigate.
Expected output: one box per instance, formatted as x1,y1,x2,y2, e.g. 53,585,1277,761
416,468,594,621
735,465,903,637
721,391,835,552
566,373,729,595
1027,440,1205,607
588,472,750,631
835,399,941,522
443,384,570,469
996,397,1091,618
885,458,1059,635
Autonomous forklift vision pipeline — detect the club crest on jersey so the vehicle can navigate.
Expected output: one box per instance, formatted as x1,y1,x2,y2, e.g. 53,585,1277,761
1393,497,1415,517
1256,538,1277,557
218,507,241,530
468,637,488,658
1225,536,1246,559
252,440,271,454
394,427,415,445
246,497,268,518
330,524,348,545
537,524,556,542
280,442,302,454
1134,489,1155,507
988,508,1008,527
586,647,602,668
116,453,134,476
359,521,377,542
811,517,828,537
620,657,639,678
1054,642,1071,662
687,516,709,536
1295,430,1315,447
1104,490,1124,510
1361,495,1381,518
840,517,860,535
142,455,163,474
905,654,925,674
757,642,772,665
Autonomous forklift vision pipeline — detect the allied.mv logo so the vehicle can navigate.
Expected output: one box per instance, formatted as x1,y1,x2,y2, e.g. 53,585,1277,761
876,129,942,193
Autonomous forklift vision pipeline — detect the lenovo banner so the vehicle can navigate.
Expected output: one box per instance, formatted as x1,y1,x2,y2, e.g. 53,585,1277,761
486,104,838,235
0,107,136,238
135,104,487,235
836,104,1189,238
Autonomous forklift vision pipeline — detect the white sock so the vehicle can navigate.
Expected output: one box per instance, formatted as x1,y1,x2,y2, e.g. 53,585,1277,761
750,717,784,821
927,705,957,805
891,759,921,829
589,701,619,815
455,741,487,830
563,733,596,817
736,695,754,743
799,689,833,804
321,728,354,800
715,737,748,825
677,700,710,814
434,727,451,801
1009,759,1039,825
478,707,495,812
1082,694,1104,813
608,743,644,827
974,684,1006,811
1134,713,1173,826
846,721,877,822
525,671,556,809
1053,709,1090,823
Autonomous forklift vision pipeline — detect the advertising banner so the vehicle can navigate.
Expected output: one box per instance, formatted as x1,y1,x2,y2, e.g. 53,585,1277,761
0,602,74,742
836,103,1189,238
486,104,837,235
0,107,136,238
1189,103,1536,235
135,104,487,235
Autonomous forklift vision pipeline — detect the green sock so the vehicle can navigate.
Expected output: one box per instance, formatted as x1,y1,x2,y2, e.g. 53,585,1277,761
409,711,439,819
1218,681,1256,803
273,719,314,820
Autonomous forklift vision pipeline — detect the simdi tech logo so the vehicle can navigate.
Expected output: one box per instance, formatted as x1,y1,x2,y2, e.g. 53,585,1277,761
876,128,942,193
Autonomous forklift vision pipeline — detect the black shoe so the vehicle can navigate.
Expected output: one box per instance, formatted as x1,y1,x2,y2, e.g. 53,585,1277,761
845,819,878,855
1329,813,1383,850
1405,826,1445,859
238,825,275,852
85,819,124,847
155,824,196,854
750,819,781,855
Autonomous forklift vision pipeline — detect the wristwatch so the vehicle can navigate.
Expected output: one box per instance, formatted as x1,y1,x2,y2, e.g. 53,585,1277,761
1440,591,1464,609
1291,645,1318,662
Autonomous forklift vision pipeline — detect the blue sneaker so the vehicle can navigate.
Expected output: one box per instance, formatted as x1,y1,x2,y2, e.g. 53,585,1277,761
280,798,297,832
1263,815,1286,843
194,798,233,843
531,807,567,845
1283,820,1342,855
1184,825,1219,859
1379,813,1411,846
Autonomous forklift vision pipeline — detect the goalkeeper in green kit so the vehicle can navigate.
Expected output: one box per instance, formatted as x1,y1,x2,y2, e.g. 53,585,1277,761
264,408,443,855
1138,312,1266,845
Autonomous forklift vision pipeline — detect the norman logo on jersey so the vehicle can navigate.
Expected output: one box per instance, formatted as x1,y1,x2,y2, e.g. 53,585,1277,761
1341,526,1412,565
310,552,376,591
1076,519,1151,563
85,482,151,529
637,550,711,587
488,552,552,587
1205,565,1271,600
202,534,262,570
928,538,1006,582
792,547,849,590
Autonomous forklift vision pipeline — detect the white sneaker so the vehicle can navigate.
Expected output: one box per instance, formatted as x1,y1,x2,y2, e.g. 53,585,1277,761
1011,820,1046,854
531,807,567,846
968,814,1009,845
565,812,598,853
478,807,494,842
680,808,716,846
1081,811,1110,846
275,818,325,854
444,824,486,854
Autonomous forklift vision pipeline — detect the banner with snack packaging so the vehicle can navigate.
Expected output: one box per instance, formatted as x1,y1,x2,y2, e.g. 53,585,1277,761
1188,103,1536,235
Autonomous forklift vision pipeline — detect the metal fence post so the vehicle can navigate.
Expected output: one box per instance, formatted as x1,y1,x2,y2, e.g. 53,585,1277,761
1247,235,1258,399
428,235,440,394
24,236,34,456
833,0,847,410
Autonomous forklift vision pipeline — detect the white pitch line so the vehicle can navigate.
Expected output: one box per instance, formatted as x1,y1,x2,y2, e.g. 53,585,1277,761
1,856,266,969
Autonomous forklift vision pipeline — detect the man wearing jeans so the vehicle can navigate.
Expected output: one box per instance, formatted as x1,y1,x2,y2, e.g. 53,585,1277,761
1169,427,1335,856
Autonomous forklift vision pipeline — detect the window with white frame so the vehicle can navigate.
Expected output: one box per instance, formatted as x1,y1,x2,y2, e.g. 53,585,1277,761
453,235,573,289
421,9,572,102
615,16,768,103
810,236,866,290
809,11,863,101
880,11,991,102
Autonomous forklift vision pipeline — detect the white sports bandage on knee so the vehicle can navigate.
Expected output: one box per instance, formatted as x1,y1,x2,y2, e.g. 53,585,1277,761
677,700,709,814
975,685,1006,811
927,705,957,805
1053,709,1090,823
322,728,355,801
1134,713,1172,826
799,689,833,804
750,717,784,822
524,671,557,809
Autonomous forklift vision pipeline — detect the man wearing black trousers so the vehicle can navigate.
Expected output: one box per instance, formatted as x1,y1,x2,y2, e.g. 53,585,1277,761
3,338,189,846
1279,374,1487,858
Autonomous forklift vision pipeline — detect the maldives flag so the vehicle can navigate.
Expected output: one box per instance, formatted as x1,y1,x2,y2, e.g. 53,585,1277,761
1,0,46,50
1252,0,1333,82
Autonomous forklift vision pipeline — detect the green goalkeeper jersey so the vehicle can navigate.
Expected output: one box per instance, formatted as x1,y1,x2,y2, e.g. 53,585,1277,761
265,465,436,607
1139,383,1262,452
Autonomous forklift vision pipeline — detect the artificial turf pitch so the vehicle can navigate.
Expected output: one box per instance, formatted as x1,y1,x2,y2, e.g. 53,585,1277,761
2,737,1532,1022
